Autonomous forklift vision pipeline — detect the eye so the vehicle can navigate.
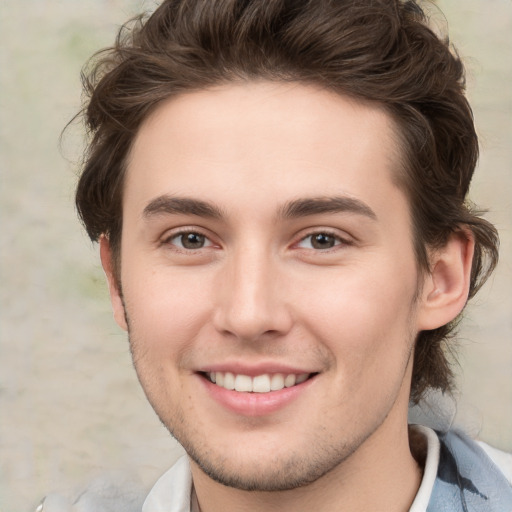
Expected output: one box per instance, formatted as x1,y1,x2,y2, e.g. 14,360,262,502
166,231,213,250
297,232,344,250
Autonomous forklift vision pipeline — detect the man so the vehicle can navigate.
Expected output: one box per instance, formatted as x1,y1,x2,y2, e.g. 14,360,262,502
63,0,511,510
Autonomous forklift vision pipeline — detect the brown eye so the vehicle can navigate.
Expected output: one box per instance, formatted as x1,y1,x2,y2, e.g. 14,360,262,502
298,232,342,250
182,233,205,249
168,232,212,250
311,233,336,249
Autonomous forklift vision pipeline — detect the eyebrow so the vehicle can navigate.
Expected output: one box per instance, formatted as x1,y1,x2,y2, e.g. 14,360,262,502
142,194,377,222
143,195,224,220
278,196,377,221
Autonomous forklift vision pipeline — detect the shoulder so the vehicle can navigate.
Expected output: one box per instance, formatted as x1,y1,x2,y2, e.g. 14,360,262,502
35,457,192,512
35,472,147,512
141,455,193,511
429,429,512,512
476,439,512,484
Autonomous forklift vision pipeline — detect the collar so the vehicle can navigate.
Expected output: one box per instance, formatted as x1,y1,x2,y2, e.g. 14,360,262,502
142,425,442,512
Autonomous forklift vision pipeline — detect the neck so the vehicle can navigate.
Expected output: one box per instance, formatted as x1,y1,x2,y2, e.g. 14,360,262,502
191,415,423,512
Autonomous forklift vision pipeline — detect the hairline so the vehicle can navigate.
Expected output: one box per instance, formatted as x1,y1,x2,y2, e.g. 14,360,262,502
108,81,432,287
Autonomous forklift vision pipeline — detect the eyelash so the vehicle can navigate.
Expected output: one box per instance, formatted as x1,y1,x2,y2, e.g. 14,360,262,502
162,229,215,252
295,230,350,251
161,228,350,253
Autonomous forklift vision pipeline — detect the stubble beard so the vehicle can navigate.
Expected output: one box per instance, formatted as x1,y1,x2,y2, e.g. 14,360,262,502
130,333,409,493
124,300,417,493
128,333,358,491
182,425,375,492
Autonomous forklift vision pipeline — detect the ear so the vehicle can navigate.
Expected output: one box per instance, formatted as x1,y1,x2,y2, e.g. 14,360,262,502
417,230,475,331
99,235,128,331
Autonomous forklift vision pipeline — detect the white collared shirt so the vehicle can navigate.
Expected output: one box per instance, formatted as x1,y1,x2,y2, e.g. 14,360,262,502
143,425,442,512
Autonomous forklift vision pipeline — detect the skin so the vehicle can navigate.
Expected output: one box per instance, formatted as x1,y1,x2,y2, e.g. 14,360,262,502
101,82,474,512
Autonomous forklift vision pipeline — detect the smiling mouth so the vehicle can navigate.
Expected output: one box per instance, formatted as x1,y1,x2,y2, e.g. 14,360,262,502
202,371,315,393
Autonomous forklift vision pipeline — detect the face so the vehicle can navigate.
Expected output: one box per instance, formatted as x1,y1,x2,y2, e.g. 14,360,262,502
108,82,429,490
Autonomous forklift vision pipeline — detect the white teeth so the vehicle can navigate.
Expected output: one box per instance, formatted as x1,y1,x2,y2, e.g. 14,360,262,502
284,374,296,387
252,374,271,393
207,372,311,393
223,372,235,390
234,374,253,392
270,373,285,391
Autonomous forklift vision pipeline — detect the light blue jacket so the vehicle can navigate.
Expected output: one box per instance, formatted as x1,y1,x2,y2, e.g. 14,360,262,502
428,430,512,511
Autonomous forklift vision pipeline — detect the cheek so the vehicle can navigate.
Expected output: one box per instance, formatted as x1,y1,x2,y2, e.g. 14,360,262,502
296,262,418,373
122,265,215,358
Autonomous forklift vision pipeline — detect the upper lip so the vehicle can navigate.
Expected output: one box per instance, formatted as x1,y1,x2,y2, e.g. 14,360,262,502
196,362,318,377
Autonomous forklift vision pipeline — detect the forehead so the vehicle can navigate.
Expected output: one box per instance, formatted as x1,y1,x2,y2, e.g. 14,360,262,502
125,81,406,222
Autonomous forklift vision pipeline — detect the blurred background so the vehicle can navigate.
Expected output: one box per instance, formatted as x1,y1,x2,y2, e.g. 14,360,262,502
0,0,511,510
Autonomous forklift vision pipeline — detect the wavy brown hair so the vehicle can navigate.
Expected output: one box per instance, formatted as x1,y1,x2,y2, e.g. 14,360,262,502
75,0,499,403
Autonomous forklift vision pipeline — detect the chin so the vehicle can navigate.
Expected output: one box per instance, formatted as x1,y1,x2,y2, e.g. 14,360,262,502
190,451,337,491
178,428,360,492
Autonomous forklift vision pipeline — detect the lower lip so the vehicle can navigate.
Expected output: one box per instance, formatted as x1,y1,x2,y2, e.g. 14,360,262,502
199,374,316,417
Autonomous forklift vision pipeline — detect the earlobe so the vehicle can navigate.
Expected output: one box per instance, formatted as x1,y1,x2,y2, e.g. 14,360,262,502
99,235,128,331
417,230,475,331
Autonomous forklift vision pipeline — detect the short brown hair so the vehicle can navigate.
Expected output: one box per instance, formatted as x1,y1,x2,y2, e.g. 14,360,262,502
75,0,499,403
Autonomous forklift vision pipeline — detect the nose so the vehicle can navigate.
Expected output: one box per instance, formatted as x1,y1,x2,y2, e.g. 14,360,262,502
213,245,293,342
